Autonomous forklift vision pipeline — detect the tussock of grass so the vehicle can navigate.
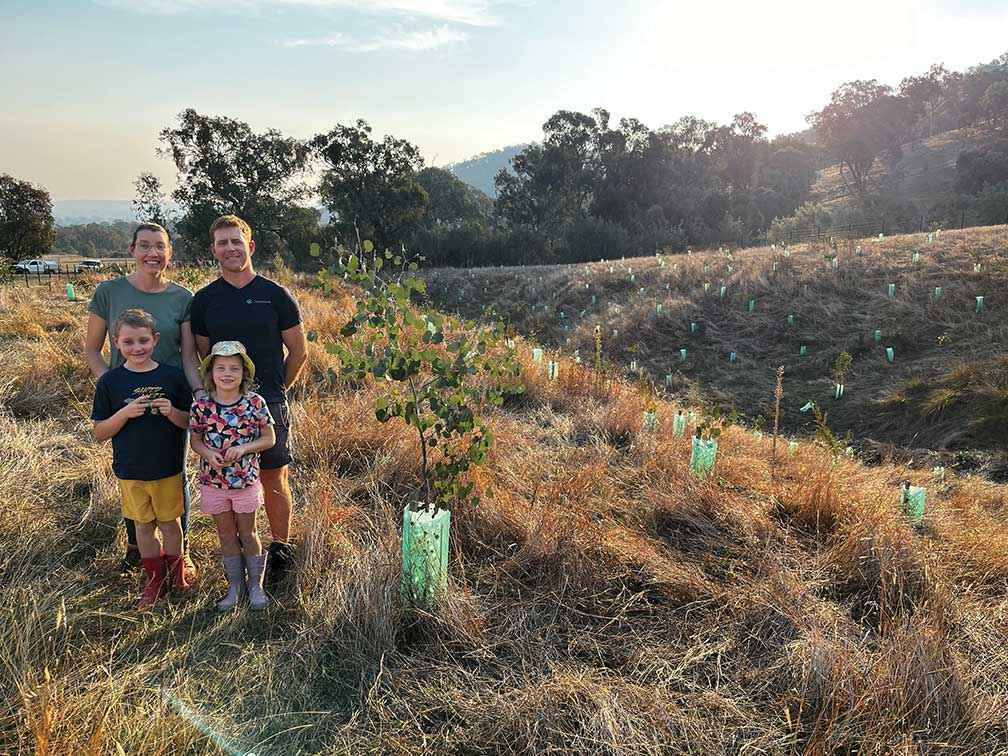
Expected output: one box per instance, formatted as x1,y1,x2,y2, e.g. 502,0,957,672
1,276,1006,753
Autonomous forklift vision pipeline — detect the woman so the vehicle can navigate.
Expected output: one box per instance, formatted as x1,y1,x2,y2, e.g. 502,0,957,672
85,222,201,572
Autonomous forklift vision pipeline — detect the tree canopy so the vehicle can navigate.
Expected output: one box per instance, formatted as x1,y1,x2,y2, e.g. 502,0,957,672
0,175,55,262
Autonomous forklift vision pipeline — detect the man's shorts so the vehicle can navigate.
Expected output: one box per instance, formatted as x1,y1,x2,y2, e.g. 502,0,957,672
261,400,292,470
118,474,184,523
200,480,264,515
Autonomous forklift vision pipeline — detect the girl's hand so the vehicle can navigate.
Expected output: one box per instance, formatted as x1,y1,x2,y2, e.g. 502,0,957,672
222,445,245,464
204,450,226,469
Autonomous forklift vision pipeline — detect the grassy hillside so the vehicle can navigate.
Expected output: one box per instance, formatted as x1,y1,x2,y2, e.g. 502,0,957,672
420,225,1008,467
811,127,989,213
1,273,1007,753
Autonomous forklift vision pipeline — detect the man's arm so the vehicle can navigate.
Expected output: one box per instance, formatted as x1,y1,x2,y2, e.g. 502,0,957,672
281,323,308,390
180,322,203,392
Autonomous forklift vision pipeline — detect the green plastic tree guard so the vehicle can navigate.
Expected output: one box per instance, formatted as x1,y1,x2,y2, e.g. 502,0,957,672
704,282,711,292
886,347,894,363
679,348,687,362
831,257,838,269
665,373,673,388
66,283,76,301
672,412,686,437
900,485,925,523
874,329,882,343
787,313,795,327
976,295,985,313
888,283,896,298
689,437,718,476
401,505,451,606
690,321,698,333
729,351,737,363
933,286,942,300
532,347,543,362
747,298,756,312
719,285,727,298
656,303,663,315
835,383,844,399
799,345,807,357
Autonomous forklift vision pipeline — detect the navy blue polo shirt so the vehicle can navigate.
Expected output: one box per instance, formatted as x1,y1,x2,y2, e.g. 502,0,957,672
188,275,302,403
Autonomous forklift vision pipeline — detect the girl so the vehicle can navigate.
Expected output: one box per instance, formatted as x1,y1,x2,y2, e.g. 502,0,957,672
190,341,276,611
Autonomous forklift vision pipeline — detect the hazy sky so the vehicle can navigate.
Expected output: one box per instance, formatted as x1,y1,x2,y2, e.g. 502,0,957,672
2,0,1006,200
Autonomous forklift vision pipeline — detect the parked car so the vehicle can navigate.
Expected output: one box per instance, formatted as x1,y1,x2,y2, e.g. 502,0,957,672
76,259,104,273
13,259,59,274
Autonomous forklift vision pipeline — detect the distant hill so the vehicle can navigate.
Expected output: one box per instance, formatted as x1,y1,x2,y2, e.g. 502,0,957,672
53,200,138,225
445,144,528,198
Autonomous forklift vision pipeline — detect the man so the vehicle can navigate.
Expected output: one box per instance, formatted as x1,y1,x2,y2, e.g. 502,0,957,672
187,215,308,588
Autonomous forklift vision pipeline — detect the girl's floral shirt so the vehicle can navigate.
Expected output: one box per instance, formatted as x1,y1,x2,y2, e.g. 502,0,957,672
189,392,273,489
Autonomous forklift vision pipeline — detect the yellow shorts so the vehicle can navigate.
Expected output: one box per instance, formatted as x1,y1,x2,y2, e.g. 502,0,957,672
118,474,184,523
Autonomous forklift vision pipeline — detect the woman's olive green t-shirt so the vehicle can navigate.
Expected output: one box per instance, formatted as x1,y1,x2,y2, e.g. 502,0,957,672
87,277,193,369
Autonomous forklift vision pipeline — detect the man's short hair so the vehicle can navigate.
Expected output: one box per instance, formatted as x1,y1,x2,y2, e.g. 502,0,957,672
113,308,158,338
209,215,253,244
130,223,172,248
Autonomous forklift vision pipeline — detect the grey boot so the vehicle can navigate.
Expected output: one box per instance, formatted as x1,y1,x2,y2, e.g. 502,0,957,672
217,555,247,612
245,552,269,610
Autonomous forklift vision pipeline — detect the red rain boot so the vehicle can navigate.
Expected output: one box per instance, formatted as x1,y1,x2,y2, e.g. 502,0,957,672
139,557,168,607
164,553,192,592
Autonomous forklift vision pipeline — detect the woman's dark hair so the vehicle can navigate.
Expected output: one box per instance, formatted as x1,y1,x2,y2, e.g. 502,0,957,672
130,223,172,248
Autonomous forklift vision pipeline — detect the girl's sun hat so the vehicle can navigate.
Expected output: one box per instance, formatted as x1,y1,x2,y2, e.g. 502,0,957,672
200,340,255,380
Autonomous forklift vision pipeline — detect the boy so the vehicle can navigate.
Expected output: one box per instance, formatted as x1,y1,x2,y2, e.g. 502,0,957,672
92,308,192,607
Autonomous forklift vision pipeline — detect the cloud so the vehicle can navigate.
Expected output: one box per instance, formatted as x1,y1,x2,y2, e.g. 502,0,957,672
94,0,527,27
283,24,469,51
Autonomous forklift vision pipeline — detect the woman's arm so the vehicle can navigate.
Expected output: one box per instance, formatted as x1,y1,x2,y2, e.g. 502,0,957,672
85,313,110,379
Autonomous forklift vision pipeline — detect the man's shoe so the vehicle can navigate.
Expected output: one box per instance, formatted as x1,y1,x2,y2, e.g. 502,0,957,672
122,544,142,572
264,541,295,589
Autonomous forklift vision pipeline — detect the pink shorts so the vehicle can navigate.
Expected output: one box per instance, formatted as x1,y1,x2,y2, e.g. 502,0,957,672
199,481,264,516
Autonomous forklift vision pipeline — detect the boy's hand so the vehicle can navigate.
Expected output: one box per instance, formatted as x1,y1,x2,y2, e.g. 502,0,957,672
148,398,173,416
222,445,245,464
119,397,149,419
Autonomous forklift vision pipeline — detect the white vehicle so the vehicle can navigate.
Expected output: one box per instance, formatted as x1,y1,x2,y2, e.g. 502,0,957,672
76,258,104,273
14,259,59,273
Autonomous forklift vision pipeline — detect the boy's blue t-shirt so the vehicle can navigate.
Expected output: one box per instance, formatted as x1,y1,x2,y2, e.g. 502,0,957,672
91,363,191,481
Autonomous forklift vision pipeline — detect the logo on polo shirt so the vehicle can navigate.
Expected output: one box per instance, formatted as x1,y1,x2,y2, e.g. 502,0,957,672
246,298,271,305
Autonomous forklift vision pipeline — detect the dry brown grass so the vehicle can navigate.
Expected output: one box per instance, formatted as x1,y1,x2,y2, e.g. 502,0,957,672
421,225,1008,463
1,273,1006,754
